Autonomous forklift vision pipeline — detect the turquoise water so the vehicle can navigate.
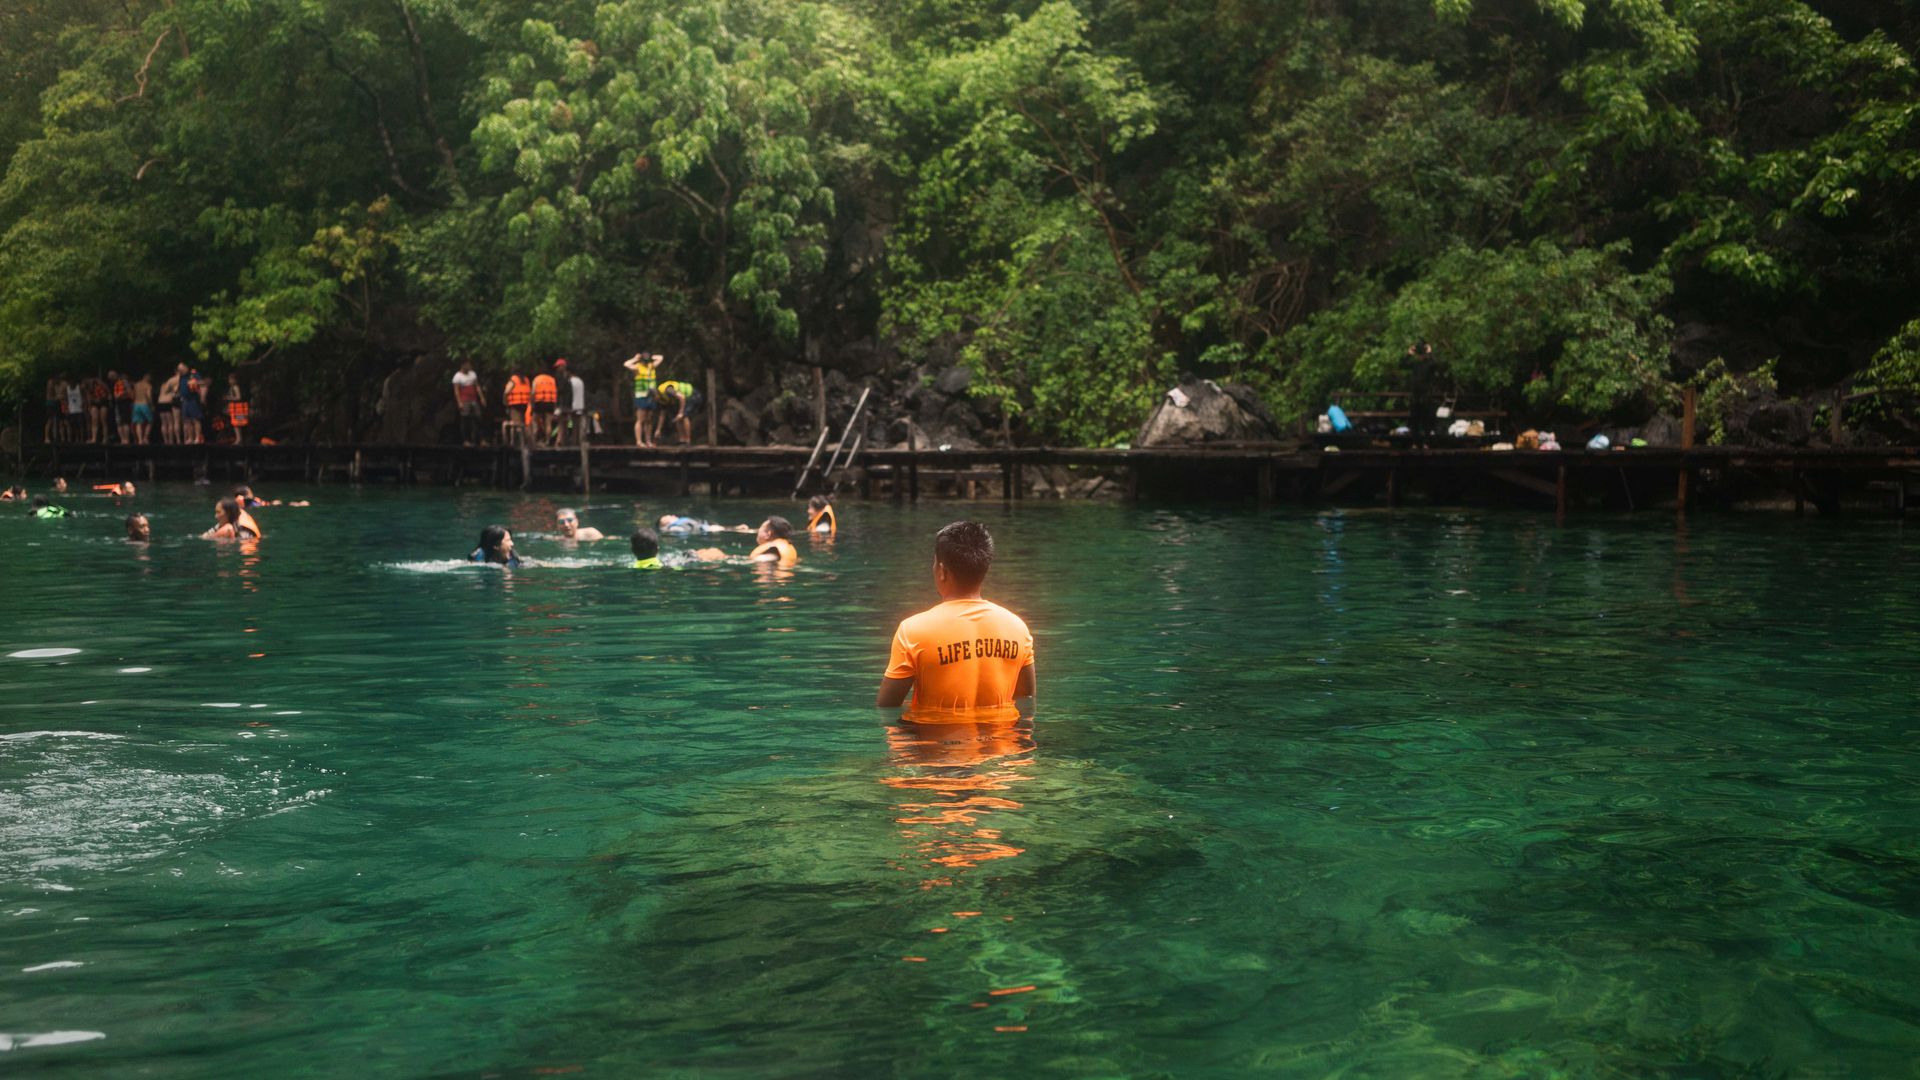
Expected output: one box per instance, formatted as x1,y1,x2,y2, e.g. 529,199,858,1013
2,487,1917,1076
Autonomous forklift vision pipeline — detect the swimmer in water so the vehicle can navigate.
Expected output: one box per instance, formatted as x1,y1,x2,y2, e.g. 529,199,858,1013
557,508,605,542
53,477,68,495
126,513,150,542
657,514,752,535
877,520,1034,712
806,494,837,536
94,481,137,497
630,527,662,569
233,484,310,508
0,485,25,502
203,496,261,540
470,524,521,567
748,516,798,566
29,496,69,519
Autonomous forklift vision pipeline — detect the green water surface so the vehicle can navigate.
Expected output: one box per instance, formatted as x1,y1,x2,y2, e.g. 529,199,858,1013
2,487,1917,1077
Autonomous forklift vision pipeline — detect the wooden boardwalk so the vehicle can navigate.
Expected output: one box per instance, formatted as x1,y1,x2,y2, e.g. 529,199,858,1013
18,440,1920,514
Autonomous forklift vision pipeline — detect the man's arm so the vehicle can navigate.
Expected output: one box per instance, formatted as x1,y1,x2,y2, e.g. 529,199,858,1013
877,676,913,709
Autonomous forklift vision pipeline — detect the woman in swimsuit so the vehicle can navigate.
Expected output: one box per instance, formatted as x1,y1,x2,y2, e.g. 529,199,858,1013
202,497,259,541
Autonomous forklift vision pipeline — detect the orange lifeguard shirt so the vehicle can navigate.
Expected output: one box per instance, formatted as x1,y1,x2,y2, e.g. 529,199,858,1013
885,598,1034,710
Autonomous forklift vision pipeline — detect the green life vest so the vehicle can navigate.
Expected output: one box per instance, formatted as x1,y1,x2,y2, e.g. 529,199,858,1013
631,557,662,570
656,380,694,403
33,505,68,519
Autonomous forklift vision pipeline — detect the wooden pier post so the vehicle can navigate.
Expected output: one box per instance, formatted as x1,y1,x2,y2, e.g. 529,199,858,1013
518,444,530,491
813,366,827,432
1002,458,1014,503
578,426,591,496
1258,461,1275,507
1556,463,1568,524
707,370,718,448
907,427,919,503
1385,465,1398,508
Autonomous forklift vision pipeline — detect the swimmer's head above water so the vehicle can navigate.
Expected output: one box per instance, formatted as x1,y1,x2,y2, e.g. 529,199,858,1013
474,524,516,565
125,513,150,542
557,509,581,538
756,515,792,545
630,527,661,568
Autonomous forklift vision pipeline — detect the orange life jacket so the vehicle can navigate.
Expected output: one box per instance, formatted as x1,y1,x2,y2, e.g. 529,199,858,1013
750,537,798,566
112,379,131,400
532,374,558,403
504,376,531,406
87,380,109,403
236,509,263,539
807,505,837,536
227,400,250,425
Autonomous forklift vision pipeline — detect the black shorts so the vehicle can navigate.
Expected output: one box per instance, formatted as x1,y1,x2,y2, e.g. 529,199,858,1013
533,402,556,416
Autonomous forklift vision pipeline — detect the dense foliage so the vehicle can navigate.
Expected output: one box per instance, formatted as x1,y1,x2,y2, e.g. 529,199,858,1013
2,0,1916,444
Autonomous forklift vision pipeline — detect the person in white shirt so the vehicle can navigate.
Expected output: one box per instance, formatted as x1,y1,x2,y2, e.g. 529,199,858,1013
566,364,588,442
451,360,486,445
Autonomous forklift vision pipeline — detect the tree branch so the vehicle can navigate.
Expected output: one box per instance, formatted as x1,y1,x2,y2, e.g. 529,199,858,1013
390,0,464,196
313,34,421,200
116,26,173,103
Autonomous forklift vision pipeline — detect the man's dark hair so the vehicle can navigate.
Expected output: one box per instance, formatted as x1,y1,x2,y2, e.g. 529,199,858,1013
807,494,830,513
935,520,994,588
230,484,252,498
125,513,144,526
630,527,659,559
30,496,49,509
764,515,792,540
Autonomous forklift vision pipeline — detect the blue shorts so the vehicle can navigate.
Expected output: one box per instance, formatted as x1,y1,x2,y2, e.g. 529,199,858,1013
634,397,655,411
131,403,154,424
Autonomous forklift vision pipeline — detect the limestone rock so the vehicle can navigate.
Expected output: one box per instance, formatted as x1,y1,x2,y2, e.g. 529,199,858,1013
1136,380,1282,447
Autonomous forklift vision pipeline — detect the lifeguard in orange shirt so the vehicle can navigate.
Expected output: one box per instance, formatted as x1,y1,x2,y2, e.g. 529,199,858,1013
877,520,1034,714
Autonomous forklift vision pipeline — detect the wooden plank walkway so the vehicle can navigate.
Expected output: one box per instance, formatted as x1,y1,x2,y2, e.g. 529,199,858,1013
16,440,1920,514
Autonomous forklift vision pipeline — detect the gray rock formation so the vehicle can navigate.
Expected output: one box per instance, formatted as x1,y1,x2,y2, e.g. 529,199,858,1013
1135,380,1282,447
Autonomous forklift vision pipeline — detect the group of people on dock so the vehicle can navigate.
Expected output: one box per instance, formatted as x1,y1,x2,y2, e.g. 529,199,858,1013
42,366,253,447
470,495,838,571
453,352,699,450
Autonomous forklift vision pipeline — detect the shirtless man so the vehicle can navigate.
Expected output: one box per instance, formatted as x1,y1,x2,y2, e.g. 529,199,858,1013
555,508,605,542
158,364,183,444
131,372,155,444
876,521,1035,714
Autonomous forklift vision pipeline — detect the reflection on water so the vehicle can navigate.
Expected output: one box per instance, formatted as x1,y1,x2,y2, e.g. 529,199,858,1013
885,716,1035,886
2,488,1917,1076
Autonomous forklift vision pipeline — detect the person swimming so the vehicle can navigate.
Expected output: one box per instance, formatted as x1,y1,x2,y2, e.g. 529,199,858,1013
232,484,310,508
29,496,69,519
53,477,68,495
805,494,837,536
203,496,261,540
126,513,150,543
557,508,605,542
656,514,752,535
748,516,799,566
470,524,521,567
630,527,662,569
0,485,25,502
94,481,137,496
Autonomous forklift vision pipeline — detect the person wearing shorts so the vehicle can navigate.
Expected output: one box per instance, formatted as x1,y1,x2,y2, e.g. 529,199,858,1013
110,371,133,443
158,363,183,444
131,372,155,444
451,360,485,445
63,377,85,443
44,376,65,444
623,352,662,446
655,379,699,446
180,369,205,445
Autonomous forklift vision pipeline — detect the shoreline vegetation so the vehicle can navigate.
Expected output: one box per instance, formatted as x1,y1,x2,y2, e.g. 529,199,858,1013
2,0,1917,452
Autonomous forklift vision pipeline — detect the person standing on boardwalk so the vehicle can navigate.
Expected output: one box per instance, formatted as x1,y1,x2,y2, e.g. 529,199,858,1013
83,372,110,444
180,369,205,445
451,360,486,445
562,360,588,444
656,378,698,446
63,376,85,443
623,351,663,447
157,364,182,444
131,372,154,445
110,370,132,443
503,371,531,446
530,366,560,444
876,521,1035,713
44,375,65,444
225,376,249,444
